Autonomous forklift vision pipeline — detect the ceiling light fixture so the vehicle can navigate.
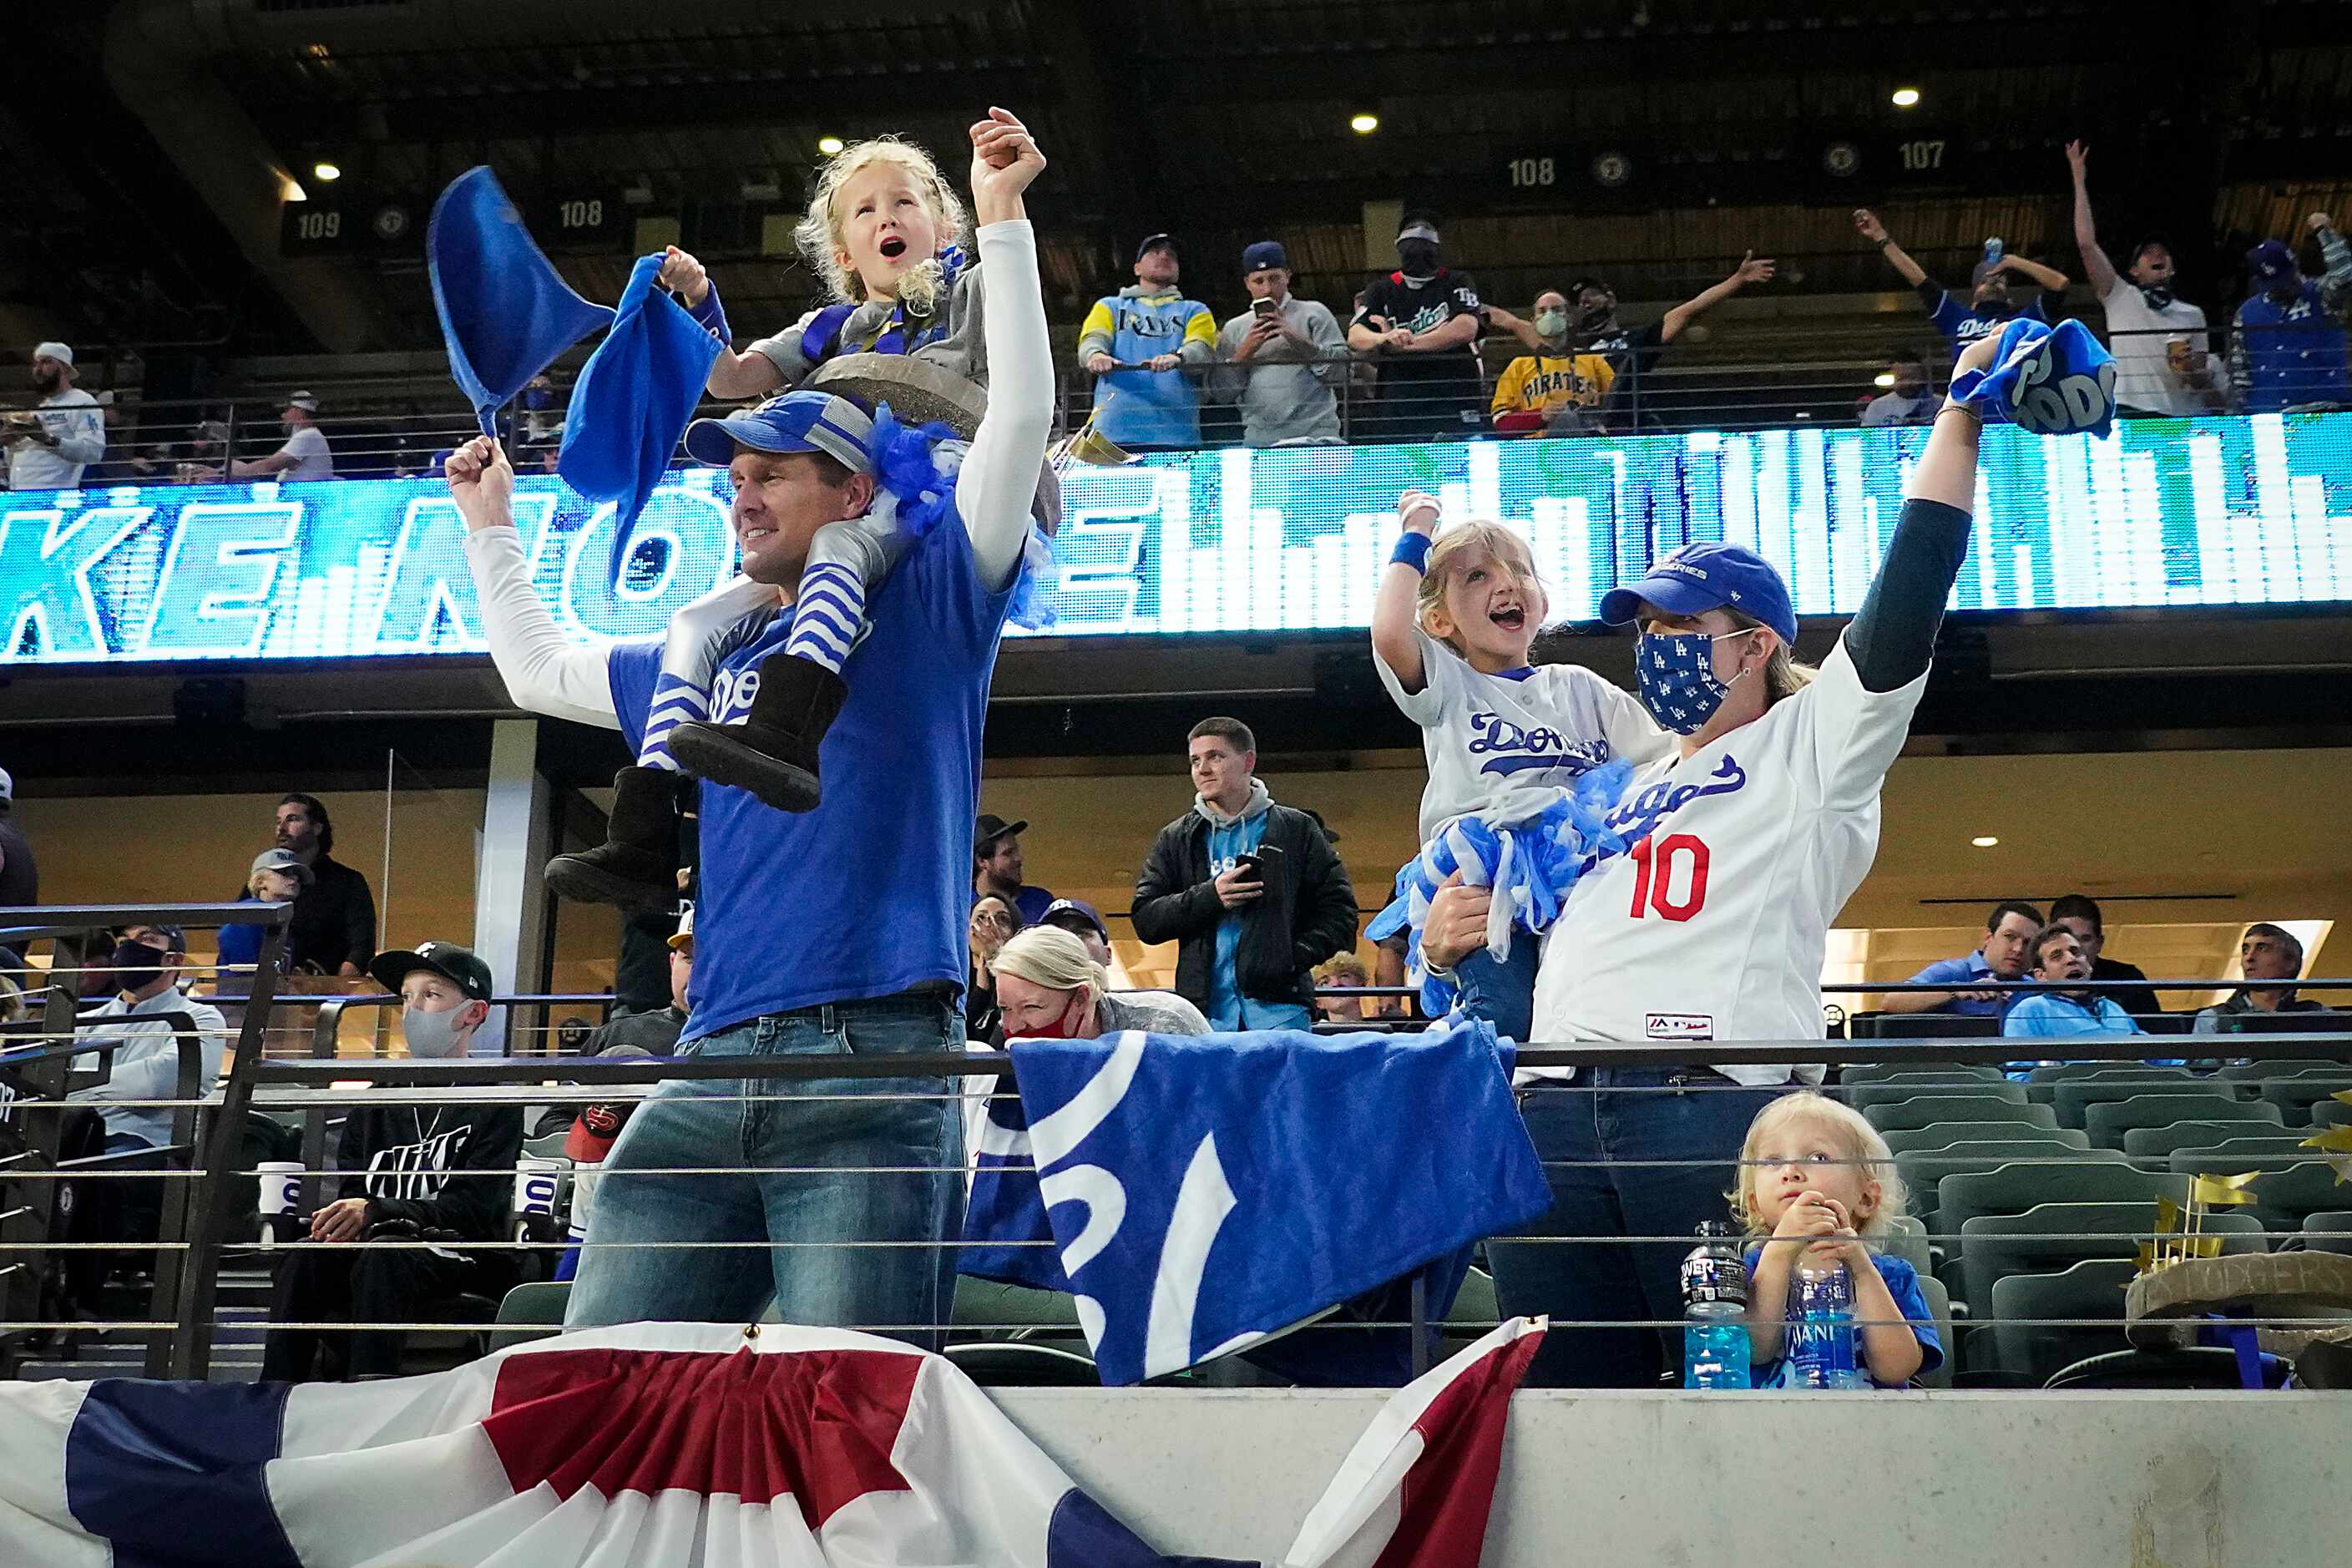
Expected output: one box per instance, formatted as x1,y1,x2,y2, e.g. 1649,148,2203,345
1971,835,2000,847
1890,87,1921,108
1349,113,1380,134
311,161,342,183
817,135,845,156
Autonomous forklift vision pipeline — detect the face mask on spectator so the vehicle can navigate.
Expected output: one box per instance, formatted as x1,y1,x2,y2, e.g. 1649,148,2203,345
1535,308,1568,337
2137,283,2175,311
402,1002,475,1059
109,940,170,990
1636,629,1762,734
1021,991,1094,1040
1578,298,1614,330
1397,240,1439,278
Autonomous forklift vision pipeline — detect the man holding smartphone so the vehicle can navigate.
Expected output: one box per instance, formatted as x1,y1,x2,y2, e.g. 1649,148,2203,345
1211,240,1350,446
1132,716,1359,1029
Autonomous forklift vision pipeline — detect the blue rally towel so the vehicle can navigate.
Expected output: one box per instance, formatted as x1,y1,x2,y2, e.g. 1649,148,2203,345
558,252,727,568
427,167,614,438
1949,316,2118,438
1364,760,1634,1022
961,1019,1548,1386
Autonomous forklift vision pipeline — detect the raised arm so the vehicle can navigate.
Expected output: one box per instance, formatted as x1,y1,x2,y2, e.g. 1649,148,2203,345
1481,303,1547,355
1661,250,1775,343
447,436,622,729
950,108,1053,591
1854,210,1928,289
1371,491,1438,690
2066,141,2119,300
653,248,785,400
1998,254,2071,293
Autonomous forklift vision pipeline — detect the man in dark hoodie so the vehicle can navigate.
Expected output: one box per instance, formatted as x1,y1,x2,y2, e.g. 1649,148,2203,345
1131,717,1358,1029
1348,215,1485,443
260,942,523,1381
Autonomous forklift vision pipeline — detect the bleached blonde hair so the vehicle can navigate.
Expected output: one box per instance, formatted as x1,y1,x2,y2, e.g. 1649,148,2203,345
793,136,970,310
1415,521,1545,655
991,926,1110,1007
1731,1091,1908,1240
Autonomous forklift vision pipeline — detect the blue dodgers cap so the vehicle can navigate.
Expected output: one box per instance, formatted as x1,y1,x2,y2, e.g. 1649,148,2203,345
1600,542,1798,646
1242,240,1288,272
682,390,874,474
2248,239,2299,283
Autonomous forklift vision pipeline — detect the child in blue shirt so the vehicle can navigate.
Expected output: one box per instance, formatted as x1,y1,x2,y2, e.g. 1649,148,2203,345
1736,1091,1941,1388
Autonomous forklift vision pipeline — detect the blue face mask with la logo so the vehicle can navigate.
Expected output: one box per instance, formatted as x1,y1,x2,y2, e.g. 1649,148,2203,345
1636,629,1761,734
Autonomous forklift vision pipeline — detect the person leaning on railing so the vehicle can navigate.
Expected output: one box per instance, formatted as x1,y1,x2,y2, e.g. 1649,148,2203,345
1421,329,2008,1389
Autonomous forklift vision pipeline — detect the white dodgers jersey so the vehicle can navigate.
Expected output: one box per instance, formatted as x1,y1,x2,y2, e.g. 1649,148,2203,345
1529,639,1927,1085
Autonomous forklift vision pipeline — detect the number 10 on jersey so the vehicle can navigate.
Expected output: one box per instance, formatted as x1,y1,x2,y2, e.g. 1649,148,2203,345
1628,833,1710,921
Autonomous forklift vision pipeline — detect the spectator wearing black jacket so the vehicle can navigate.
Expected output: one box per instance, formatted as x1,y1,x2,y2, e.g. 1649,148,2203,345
1131,717,1358,1029
260,942,522,1381
260,793,377,977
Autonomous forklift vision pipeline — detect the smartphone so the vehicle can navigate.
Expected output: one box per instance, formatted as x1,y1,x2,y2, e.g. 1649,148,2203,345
1252,297,1278,319
1236,845,1283,878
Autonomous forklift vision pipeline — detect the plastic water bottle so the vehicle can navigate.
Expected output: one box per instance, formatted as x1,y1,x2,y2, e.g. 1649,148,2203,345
1681,1221,1752,1389
1789,1259,1866,1389
1984,236,2004,268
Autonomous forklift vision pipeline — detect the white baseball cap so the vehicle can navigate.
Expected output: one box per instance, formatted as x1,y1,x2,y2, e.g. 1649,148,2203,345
285,391,320,412
0,766,12,802
33,341,73,367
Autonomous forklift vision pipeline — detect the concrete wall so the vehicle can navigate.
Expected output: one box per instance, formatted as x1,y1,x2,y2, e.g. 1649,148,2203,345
992,1388,2351,1567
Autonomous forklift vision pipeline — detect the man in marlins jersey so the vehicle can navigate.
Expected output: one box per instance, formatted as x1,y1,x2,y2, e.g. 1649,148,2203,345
1424,331,2006,1387
445,109,1051,1338
260,943,521,1381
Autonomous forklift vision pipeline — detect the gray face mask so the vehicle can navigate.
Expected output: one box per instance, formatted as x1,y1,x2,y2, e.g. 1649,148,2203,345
402,1004,475,1059
1535,309,1568,337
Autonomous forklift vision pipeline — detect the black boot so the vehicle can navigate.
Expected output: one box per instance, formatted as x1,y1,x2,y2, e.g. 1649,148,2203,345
544,765,680,909
666,651,847,812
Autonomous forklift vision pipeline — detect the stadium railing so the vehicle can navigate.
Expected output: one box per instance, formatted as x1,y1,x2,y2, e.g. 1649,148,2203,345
4,908,2348,1390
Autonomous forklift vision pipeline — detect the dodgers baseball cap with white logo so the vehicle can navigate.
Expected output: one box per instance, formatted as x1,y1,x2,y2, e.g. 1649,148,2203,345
1600,542,1798,647
2248,239,2299,285
683,389,875,474
367,940,495,1002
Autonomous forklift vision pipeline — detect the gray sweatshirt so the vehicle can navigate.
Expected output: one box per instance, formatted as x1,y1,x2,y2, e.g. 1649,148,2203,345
1211,296,1350,445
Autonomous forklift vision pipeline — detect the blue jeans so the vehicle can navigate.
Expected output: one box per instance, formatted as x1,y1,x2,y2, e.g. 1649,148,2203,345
1454,941,1538,1043
1487,1066,1788,1388
564,992,963,1347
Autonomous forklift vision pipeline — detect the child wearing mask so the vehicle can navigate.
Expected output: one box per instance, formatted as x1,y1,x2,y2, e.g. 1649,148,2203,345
1364,490,1669,1040
1734,1091,1939,1388
259,942,524,1382
551,118,1052,909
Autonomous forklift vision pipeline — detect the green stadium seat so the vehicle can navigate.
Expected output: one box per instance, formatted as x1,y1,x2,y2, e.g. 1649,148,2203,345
2311,1098,2352,1130
2123,1119,2299,1164
1936,1161,2184,1289
2303,1211,2352,1257
2083,1094,2283,1150
1914,1273,1955,1389
2051,1072,2207,1128
1839,1061,2008,1088
2218,1057,2352,1085
1865,1095,2052,1136
1986,1258,2138,1388
1848,1076,2025,1114
2024,1063,2195,1106
943,1342,1100,1387
488,1280,571,1352
2257,1070,2352,1126
1897,1141,2125,1232
2167,1138,2334,1172
1879,1214,1932,1279
1882,1122,2089,1156
1960,1201,2259,1318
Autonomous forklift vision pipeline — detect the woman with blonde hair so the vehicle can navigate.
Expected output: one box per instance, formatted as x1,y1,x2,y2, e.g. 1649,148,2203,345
989,926,1208,1040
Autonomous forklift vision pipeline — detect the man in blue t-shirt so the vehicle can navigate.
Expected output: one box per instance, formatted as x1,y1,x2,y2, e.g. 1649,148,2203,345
1854,208,2070,362
445,109,1053,1340
1881,900,2042,1020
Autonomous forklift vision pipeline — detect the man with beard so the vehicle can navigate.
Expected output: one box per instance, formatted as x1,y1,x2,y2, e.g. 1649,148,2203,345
1348,215,1486,442
1854,208,2068,363
260,793,377,979
3,342,105,491
1861,356,1938,427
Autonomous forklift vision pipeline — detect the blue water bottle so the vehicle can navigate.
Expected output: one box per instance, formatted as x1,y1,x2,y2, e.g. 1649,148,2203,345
1681,1221,1752,1389
1789,1258,1866,1389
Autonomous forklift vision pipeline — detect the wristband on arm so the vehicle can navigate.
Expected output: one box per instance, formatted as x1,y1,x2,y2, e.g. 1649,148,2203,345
683,278,730,345
1390,532,1434,573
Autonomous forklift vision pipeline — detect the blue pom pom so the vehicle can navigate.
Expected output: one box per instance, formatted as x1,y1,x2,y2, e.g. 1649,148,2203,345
867,402,964,539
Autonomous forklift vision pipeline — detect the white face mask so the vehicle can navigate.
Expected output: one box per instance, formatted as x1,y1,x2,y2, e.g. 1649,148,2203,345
402,1003,474,1059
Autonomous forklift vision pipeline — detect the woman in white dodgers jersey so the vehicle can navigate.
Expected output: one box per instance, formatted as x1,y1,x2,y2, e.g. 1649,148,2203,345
1422,330,2006,1388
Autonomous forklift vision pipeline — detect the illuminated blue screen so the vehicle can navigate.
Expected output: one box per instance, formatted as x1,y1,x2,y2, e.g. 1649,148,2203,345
4,414,2347,667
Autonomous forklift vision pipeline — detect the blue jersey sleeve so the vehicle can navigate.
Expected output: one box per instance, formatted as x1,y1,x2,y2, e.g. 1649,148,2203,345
604,640,659,757
1869,1254,1943,1381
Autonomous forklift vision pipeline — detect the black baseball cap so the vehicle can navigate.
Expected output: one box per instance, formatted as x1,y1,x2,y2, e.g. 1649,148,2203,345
1135,233,1178,264
974,812,1029,852
1242,240,1288,272
367,940,494,1002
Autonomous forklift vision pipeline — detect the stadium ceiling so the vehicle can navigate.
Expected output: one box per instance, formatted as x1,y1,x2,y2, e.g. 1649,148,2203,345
8,0,2352,354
